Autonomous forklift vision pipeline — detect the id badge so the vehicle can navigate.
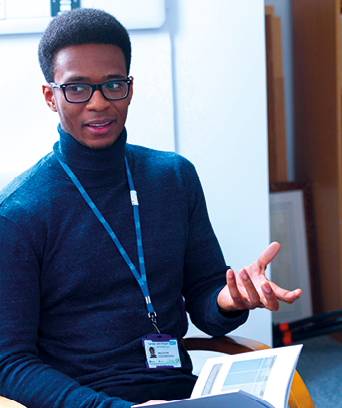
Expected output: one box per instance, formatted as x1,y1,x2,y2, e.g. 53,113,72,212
142,334,182,369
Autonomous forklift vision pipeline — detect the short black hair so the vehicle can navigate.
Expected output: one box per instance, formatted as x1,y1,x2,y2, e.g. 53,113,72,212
38,8,131,82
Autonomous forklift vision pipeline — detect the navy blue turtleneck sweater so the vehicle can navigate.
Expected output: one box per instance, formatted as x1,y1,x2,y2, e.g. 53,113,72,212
0,126,248,408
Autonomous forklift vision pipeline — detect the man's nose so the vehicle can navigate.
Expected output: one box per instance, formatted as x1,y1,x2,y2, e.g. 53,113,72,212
86,89,110,110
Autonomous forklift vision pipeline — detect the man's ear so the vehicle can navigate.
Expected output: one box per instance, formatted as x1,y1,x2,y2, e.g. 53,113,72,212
42,84,58,112
128,76,134,105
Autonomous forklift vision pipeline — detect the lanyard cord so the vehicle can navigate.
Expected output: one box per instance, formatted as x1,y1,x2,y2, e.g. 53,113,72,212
56,156,160,334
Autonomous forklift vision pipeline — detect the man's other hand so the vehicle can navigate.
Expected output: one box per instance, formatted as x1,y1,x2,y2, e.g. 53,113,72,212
0,397,27,408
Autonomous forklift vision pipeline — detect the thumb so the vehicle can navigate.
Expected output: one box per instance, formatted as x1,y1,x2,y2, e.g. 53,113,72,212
258,242,281,267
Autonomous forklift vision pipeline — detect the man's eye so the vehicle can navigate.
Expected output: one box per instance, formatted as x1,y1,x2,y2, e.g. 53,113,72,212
105,82,121,90
68,85,87,93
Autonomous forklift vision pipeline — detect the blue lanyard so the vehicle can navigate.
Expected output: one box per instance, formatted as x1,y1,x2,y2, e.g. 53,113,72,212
57,156,160,333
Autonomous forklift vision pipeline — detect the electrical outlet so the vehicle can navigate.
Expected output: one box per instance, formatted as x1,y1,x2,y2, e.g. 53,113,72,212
51,0,80,17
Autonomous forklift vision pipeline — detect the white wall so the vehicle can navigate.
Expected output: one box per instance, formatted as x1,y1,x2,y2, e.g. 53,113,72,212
0,33,56,174
167,0,271,344
0,0,271,345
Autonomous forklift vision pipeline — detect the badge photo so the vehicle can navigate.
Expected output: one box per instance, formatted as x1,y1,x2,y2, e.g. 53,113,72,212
142,334,182,369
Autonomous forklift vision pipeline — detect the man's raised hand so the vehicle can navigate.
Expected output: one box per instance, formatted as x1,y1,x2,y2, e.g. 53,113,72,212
217,242,302,312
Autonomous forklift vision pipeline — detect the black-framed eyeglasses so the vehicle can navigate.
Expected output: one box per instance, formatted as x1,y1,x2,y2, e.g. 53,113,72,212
50,78,132,103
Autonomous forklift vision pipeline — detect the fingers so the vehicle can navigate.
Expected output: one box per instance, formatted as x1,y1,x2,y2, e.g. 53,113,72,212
258,241,281,268
219,264,302,313
237,269,261,307
270,283,302,304
226,269,247,310
236,269,280,311
226,268,263,310
260,281,279,311
233,267,282,311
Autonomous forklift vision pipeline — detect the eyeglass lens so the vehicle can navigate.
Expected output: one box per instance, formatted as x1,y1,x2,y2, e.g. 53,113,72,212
65,81,129,102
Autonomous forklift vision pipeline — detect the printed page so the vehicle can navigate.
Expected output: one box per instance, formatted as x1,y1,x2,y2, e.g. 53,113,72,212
191,345,302,408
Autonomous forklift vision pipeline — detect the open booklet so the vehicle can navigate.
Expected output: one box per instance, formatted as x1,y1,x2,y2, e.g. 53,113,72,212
147,344,303,408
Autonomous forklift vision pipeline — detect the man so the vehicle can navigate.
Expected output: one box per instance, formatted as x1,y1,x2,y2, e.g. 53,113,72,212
0,8,301,408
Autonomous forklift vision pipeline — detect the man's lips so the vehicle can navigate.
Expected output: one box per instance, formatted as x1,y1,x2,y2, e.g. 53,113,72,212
84,119,116,134
85,120,114,128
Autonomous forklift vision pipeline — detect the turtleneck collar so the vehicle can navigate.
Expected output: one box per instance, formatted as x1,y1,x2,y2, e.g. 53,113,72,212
53,124,128,189
54,124,127,173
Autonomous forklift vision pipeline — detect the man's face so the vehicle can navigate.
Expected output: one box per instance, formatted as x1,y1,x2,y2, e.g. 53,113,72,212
43,43,133,149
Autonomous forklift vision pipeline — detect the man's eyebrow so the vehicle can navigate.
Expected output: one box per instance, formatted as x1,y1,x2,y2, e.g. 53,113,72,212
106,74,127,79
65,74,127,82
64,76,89,82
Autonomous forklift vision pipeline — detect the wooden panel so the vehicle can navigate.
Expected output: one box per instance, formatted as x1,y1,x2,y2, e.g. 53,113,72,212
265,11,288,182
265,6,274,16
265,14,277,181
292,0,342,312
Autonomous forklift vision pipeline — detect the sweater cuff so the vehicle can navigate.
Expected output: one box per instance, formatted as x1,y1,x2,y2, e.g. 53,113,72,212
218,307,248,319
201,287,249,337
213,285,249,320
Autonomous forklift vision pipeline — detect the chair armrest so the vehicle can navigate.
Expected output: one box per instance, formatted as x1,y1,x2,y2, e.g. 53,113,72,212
182,334,270,354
